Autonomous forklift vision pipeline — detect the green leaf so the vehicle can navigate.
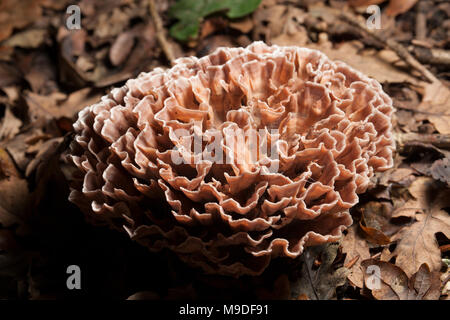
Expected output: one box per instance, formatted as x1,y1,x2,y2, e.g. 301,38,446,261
169,0,262,41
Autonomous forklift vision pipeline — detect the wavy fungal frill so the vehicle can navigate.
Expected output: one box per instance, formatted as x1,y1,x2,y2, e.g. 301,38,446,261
67,42,394,277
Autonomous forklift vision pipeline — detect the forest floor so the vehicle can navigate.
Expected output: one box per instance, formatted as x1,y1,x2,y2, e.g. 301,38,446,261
0,0,449,300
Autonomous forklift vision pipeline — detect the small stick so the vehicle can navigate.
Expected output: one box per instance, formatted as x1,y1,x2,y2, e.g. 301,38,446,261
339,13,439,84
412,47,450,66
149,0,175,65
395,132,450,150
415,1,427,41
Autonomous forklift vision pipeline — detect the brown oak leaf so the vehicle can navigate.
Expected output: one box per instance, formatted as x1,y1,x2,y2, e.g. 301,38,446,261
361,260,441,300
385,177,450,277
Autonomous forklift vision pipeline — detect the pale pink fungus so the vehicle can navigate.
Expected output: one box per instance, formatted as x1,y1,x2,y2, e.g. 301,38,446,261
67,42,394,277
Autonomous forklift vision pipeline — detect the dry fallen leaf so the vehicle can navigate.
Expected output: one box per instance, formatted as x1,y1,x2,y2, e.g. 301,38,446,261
270,7,308,46
341,225,371,288
348,0,385,6
252,4,289,42
229,16,254,33
430,158,450,186
361,201,403,237
308,41,420,84
359,214,391,245
385,0,418,17
0,0,45,42
0,106,21,141
349,0,418,18
0,175,31,230
0,62,22,87
361,259,441,300
25,88,102,120
417,81,450,134
0,148,20,179
385,177,450,276
2,29,47,49
293,243,349,300
109,31,136,67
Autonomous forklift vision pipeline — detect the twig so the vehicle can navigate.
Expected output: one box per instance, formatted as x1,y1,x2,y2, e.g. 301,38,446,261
415,1,427,41
411,47,450,66
395,132,450,151
149,0,175,65
339,13,439,84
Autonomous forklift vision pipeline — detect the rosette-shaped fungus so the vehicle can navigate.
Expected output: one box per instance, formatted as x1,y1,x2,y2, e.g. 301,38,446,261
67,42,394,277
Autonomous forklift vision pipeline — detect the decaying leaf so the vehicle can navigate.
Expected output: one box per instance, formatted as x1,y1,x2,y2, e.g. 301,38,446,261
341,225,371,288
293,243,349,300
109,31,136,67
0,175,31,229
385,0,419,17
0,0,45,42
349,0,419,18
0,62,22,87
0,148,20,179
308,41,420,84
430,158,450,186
2,29,47,49
441,267,450,299
361,259,441,300
25,88,102,121
385,177,450,276
361,201,402,238
417,81,450,135
359,217,391,246
0,106,22,141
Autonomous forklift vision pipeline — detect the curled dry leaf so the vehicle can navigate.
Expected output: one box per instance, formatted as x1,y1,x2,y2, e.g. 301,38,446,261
380,167,415,186
359,213,391,246
385,177,450,277
0,106,22,141
109,31,136,67
430,158,450,186
361,201,402,237
361,259,440,300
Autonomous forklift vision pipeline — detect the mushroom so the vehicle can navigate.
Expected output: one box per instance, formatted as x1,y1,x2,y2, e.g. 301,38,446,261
66,42,394,277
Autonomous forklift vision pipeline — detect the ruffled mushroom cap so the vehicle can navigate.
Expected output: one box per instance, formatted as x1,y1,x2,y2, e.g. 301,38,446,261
67,42,394,277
